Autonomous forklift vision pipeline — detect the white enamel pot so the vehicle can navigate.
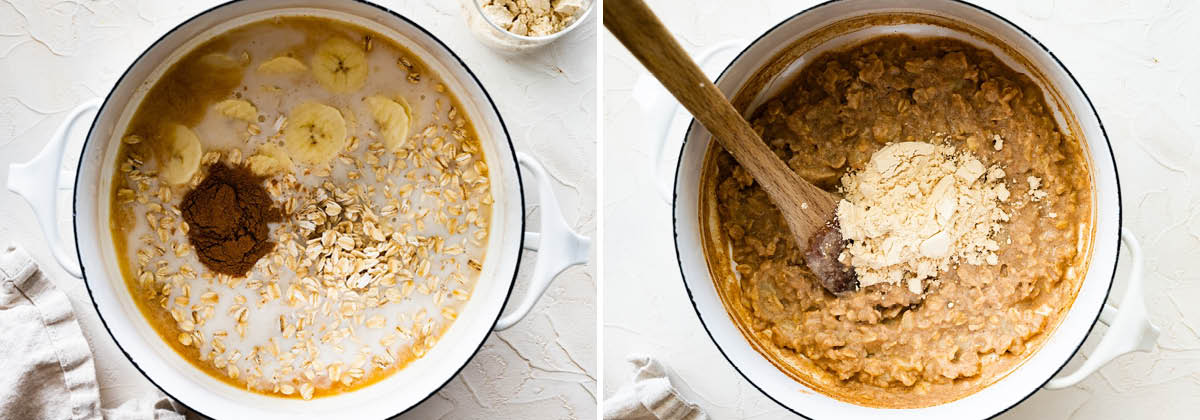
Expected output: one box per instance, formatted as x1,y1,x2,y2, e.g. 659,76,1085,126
644,0,1159,418
5,1,590,419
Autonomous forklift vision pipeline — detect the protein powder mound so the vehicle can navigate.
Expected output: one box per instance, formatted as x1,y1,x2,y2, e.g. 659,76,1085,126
478,0,588,37
836,141,1011,294
180,162,282,276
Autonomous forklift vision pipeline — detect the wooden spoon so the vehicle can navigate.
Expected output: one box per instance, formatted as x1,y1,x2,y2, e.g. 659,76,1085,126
604,0,858,294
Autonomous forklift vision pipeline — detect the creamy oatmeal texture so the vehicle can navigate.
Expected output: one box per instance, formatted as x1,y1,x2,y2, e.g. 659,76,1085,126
702,35,1093,408
836,141,1011,294
110,17,492,399
479,0,588,36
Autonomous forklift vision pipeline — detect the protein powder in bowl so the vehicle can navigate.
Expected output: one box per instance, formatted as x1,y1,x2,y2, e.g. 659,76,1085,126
461,0,594,53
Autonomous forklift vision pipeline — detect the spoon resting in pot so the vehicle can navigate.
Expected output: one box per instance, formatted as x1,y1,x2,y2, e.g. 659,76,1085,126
604,0,858,295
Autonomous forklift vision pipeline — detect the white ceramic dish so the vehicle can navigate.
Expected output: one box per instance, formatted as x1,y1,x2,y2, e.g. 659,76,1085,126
5,1,590,419
648,0,1160,418
459,0,596,53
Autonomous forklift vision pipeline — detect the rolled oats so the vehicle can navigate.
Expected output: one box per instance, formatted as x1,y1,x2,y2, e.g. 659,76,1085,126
110,18,493,400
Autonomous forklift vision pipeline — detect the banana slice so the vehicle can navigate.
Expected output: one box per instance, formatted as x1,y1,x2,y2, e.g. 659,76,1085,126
364,95,412,151
199,52,240,70
311,37,368,93
246,143,293,176
258,56,308,74
157,124,203,185
196,52,246,88
214,99,258,122
284,102,346,165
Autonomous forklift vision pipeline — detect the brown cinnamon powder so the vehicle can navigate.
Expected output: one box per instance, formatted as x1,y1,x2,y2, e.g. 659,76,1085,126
181,162,282,276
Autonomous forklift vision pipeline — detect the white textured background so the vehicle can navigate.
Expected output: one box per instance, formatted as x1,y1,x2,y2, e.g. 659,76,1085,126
603,0,1200,419
0,0,595,419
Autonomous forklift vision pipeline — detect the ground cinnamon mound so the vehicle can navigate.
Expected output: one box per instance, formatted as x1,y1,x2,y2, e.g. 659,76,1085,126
181,162,282,276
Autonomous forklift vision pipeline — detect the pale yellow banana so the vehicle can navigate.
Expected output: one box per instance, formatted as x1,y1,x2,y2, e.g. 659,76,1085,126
257,56,308,74
364,95,412,151
157,124,203,185
311,38,367,93
246,143,293,176
214,99,258,122
284,102,347,165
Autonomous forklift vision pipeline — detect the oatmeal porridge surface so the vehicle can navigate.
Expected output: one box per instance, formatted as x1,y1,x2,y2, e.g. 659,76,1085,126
110,17,493,399
703,35,1092,408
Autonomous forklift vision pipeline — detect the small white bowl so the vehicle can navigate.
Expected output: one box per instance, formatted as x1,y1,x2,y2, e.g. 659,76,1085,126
461,0,595,53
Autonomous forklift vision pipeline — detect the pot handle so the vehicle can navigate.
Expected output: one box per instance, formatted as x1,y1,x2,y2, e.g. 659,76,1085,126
6,99,100,278
493,153,591,330
632,40,745,203
1044,228,1159,389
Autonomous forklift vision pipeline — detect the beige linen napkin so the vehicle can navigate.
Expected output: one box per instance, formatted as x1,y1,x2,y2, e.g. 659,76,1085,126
0,243,184,420
602,354,709,420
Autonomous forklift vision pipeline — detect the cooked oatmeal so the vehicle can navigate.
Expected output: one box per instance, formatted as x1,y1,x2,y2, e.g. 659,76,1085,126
701,35,1093,407
110,17,492,399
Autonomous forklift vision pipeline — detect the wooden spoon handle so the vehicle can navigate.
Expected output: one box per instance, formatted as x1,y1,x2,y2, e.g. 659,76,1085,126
603,0,837,242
